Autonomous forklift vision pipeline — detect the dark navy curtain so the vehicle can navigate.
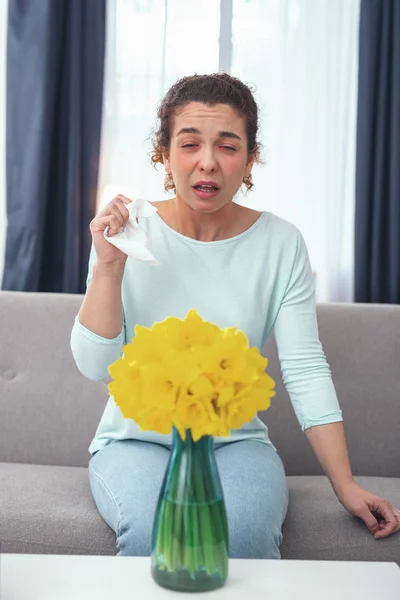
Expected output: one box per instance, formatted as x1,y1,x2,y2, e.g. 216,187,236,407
2,0,106,293
354,0,400,303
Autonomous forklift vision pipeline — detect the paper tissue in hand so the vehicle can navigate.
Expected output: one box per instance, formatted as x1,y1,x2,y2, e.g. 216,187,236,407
104,198,159,265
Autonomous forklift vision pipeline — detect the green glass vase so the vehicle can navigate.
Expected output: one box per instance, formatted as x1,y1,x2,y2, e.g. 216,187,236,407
151,427,229,593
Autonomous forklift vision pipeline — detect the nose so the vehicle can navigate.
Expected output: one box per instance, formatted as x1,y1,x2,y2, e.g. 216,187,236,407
198,147,218,173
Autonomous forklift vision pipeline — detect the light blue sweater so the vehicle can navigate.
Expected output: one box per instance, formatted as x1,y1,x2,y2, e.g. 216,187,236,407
70,208,342,455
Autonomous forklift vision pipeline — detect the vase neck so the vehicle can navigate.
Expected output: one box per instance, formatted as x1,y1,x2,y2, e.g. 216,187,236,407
165,426,223,505
172,427,212,453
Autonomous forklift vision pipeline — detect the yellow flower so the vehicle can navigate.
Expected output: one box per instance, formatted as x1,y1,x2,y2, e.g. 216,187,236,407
211,420,231,438
248,347,268,372
140,363,179,411
183,309,220,348
124,325,166,363
222,397,256,430
109,355,140,383
138,408,174,435
251,372,276,411
214,384,236,408
218,371,276,430
197,327,249,385
160,309,220,351
109,375,141,413
138,353,199,411
107,309,275,441
240,348,269,384
175,382,218,442
162,348,201,386
108,357,142,420
186,374,215,398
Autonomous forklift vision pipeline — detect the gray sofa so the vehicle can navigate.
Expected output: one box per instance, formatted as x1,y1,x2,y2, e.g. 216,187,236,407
0,290,399,562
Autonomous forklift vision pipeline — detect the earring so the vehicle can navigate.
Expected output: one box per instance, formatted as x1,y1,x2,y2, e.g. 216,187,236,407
164,173,175,193
243,175,253,189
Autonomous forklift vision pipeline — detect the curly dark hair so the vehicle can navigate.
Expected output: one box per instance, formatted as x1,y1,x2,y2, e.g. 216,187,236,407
151,72,262,193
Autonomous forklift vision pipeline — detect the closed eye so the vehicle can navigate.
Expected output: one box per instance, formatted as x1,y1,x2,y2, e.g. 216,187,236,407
182,143,237,151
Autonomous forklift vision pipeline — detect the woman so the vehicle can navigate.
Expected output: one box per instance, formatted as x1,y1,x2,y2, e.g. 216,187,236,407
71,73,400,558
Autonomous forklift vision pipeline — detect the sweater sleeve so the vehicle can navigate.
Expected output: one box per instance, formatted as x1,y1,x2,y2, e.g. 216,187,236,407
273,230,343,431
70,245,125,381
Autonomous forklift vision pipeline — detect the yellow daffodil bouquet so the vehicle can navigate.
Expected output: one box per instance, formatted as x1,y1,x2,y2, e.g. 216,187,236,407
108,309,275,440
108,309,275,593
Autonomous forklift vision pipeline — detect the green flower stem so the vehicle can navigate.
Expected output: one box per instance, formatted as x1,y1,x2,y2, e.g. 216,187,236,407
196,450,228,574
155,499,166,568
193,452,215,575
190,497,201,572
164,497,175,570
171,501,183,569
189,445,203,575
152,429,229,592
169,457,183,570
159,452,226,576
214,501,229,571
183,501,195,576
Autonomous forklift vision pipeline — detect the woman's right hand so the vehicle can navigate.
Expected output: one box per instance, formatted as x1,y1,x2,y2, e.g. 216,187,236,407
90,195,132,265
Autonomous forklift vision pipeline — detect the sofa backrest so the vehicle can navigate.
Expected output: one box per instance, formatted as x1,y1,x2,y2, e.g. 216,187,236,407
0,291,399,476
0,291,105,468
263,303,400,477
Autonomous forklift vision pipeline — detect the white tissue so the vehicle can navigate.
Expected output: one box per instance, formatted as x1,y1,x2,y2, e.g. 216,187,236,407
103,198,160,265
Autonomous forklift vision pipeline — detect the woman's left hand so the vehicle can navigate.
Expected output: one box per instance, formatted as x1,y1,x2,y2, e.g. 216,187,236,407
337,481,400,539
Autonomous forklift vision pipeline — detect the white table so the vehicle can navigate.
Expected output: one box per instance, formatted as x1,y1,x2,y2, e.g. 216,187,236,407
1,554,399,599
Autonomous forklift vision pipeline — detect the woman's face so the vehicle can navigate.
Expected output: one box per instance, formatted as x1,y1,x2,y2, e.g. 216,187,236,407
163,102,253,213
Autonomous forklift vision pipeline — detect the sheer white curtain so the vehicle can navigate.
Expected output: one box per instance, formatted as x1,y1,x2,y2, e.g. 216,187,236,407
97,0,220,209
0,0,7,286
99,0,360,301
231,0,360,301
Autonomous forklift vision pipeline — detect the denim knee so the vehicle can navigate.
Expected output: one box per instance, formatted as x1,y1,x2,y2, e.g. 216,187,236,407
228,488,288,559
117,510,283,559
116,513,153,557
229,519,283,559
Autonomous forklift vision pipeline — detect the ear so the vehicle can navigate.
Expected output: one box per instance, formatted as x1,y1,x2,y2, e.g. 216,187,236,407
244,158,254,178
245,146,257,177
163,151,171,174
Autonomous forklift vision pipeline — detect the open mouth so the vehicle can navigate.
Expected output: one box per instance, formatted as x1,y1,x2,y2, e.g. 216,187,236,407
193,184,220,192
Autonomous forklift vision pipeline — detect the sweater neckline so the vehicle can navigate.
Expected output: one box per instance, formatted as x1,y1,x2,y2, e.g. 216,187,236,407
152,210,268,246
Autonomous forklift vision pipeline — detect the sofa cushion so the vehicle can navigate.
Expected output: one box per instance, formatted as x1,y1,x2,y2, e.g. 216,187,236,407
282,476,400,562
0,462,115,555
1,462,399,561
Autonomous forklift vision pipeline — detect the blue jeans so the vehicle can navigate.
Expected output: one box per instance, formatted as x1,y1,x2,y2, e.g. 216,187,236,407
89,439,289,559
